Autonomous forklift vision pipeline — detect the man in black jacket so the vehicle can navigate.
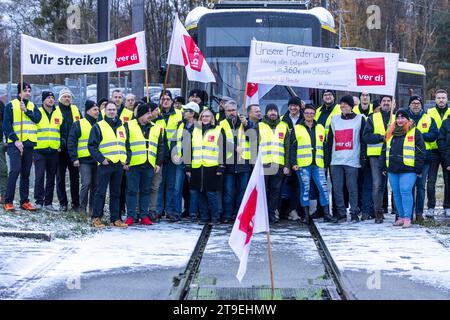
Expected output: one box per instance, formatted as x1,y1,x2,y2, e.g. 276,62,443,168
68,100,99,216
437,116,450,217
0,95,7,203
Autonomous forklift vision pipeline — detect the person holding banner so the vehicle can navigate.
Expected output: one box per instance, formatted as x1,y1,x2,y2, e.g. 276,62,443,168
68,100,100,216
3,83,41,212
56,87,81,212
290,104,335,224
363,95,395,223
256,104,290,224
327,95,366,223
88,101,128,229
33,91,65,211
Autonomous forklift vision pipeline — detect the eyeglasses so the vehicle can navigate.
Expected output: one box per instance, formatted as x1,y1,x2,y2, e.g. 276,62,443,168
304,112,315,116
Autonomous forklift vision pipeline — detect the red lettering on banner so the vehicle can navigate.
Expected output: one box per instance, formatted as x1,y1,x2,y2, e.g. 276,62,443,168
54,118,60,125
408,136,414,142
208,135,215,142
356,57,386,86
334,129,354,151
182,35,204,72
115,37,140,68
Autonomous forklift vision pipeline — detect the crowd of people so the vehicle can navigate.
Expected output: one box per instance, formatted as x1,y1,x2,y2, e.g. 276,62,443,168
0,83,449,230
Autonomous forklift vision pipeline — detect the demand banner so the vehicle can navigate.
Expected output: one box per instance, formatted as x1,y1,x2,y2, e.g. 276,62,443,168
21,32,147,75
247,40,399,96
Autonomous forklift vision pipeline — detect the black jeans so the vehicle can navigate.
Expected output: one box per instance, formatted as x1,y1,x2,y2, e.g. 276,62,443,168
56,149,80,208
79,163,97,212
34,151,58,206
92,163,123,222
264,168,284,221
5,145,33,205
427,151,450,209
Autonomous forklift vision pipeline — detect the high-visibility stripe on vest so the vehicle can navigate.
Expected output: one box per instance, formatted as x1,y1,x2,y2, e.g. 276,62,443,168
8,99,37,143
294,123,325,168
69,105,81,122
128,119,161,167
176,122,186,158
314,104,341,136
353,103,373,117
77,118,92,159
159,109,182,149
219,119,250,160
259,121,288,166
416,113,432,150
386,128,416,168
427,107,450,149
367,112,395,156
35,107,62,150
97,120,127,164
191,126,222,168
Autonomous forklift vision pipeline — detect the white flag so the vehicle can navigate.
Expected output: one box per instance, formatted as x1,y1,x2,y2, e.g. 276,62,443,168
166,15,216,83
228,152,269,282
245,82,274,109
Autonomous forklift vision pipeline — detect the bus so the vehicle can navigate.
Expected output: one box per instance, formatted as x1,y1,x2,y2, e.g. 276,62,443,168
396,61,426,109
183,0,337,112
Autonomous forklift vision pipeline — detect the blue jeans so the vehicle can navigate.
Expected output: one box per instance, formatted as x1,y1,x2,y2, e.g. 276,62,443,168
388,172,417,219
173,164,185,216
157,161,177,216
196,190,219,222
189,187,199,219
223,172,250,220
126,165,154,219
296,166,329,207
413,163,429,215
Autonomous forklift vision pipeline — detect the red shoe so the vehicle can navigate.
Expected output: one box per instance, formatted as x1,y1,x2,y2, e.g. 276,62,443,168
4,203,15,212
21,202,36,211
125,217,134,226
140,216,153,225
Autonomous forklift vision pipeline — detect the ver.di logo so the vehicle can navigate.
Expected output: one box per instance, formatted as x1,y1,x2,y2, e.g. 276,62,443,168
115,37,140,68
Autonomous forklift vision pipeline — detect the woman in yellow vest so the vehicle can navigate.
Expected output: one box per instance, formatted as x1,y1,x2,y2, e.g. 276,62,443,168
185,109,226,225
88,101,128,229
381,109,426,228
124,102,164,226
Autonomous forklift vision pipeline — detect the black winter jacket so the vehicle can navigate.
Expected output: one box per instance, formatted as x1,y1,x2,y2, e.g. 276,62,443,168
437,117,450,168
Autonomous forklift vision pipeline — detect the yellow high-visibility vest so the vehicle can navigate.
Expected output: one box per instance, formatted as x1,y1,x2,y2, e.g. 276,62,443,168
77,118,92,159
8,99,37,143
35,107,62,150
367,112,395,156
101,107,133,123
353,103,373,117
314,104,341,137
69,105,81,122
259,121,288,166
191,126,222,168
427,107,450,149
386,128,416,168
416,113,432,150
128,119,162,167
219,119,250,161
159,109,183,149
294,123,325,168
97,120,127,164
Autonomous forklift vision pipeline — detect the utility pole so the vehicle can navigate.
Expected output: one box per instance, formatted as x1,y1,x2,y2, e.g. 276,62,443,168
336,9,351,48
132,0,145,98
9,16,13,84
97,0,110,101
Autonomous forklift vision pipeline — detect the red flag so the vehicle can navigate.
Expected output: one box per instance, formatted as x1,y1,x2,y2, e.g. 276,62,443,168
244,82,274,109
229,153,269,282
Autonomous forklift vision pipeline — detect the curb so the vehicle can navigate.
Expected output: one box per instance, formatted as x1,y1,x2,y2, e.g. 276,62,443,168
0,230,52,241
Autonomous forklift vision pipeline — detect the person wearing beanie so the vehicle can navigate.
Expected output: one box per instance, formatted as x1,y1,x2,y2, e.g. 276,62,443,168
381,108,426,228
255,103,290,224
280,96,304,221
427,89,450,218
173,96,185,111
156,89,183,222
315,90,341,138
97,98,108,112
407,95,438,222
33,90,65,211
88,101,128,229
327,94,366,223
123,102,165,226
363,95,395,223
2,82,41,212
353,92,373,117
215,95,232,122
56,86,82,212
67,100,100,216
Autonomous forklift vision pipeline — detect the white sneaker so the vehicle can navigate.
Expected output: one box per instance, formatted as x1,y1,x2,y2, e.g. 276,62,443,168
425,208,434,218
445,209,450,217
288,210,300,221
44,205,58,212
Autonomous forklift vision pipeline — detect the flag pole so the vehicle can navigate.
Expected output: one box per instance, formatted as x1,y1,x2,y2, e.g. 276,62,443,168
145,69,150,103
266,231,275,299
20,74,24,155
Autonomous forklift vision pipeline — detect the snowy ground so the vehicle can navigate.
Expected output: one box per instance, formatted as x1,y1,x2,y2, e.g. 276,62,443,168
0,222,202,299
315,213,450,297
